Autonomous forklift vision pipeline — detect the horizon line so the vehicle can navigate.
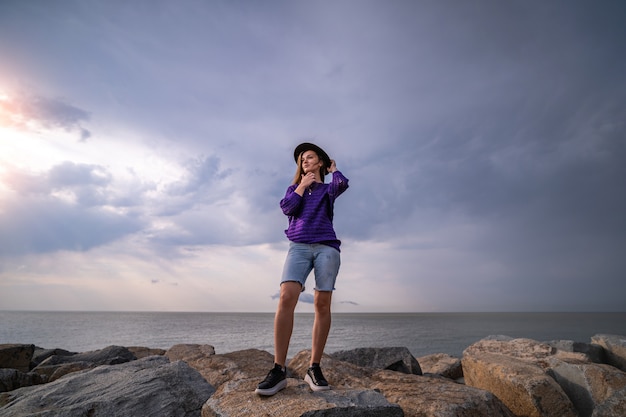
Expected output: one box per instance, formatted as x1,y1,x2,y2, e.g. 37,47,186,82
2,310,625,314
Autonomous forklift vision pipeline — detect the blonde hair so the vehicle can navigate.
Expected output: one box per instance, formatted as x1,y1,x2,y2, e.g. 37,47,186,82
292,151,326,184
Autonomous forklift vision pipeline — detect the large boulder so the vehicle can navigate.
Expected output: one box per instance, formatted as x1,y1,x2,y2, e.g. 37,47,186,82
0,344,35,372
289,350,514,417
547,357,626,417
331,347,422,375
463,337,578,417
0,355,215,416
463,336,626,417
591,334,626,372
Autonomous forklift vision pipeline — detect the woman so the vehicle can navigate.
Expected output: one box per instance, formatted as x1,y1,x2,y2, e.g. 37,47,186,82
256,142,349,396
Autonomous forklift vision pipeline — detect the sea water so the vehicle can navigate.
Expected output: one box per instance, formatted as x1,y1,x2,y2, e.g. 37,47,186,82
1,311,625,358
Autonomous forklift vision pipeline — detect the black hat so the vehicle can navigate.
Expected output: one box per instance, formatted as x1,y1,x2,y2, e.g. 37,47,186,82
293,142,331,175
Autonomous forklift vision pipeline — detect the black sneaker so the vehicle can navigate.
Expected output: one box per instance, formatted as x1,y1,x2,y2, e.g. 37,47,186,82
255,364,287,396
304,364,330,391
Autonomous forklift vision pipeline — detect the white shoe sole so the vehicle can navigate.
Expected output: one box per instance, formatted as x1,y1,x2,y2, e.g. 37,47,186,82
304,373,331,391
255,379,287,396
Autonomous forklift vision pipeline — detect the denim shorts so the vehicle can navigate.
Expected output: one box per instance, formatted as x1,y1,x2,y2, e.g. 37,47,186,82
281,242,341,291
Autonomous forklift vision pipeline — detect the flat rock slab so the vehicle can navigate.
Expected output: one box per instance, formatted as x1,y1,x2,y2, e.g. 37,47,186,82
0,356,215,417
202,378,403,417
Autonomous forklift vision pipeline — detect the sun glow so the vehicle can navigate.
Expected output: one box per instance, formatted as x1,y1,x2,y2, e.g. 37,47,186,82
0,91,15,126
0,92,46,131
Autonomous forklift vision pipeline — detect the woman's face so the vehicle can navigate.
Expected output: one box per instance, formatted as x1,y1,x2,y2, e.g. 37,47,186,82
301,150,322,174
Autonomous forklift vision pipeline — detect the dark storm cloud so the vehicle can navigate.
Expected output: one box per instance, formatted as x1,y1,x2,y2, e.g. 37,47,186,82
319,1,626,311
337,0,626,240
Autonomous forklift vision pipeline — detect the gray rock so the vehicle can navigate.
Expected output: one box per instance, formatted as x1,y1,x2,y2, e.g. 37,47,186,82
166,344,216,363
36,345,135,367
0,344,35,372
0,355,215,417
547,357,626,417
299,390,404,417
591,385,626,417
544,340,604,363
483,335,514,341
33,345,136,380
331,347,422,375
416,353,463,379
166,346,270,389
31,347,76,368
127,346,166,359
0,369,46,392
591,334,626,372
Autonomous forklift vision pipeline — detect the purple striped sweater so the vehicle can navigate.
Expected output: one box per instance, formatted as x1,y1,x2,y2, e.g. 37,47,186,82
280,171,349,251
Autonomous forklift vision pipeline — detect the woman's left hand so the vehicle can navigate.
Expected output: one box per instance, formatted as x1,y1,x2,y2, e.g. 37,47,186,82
329,159,337,173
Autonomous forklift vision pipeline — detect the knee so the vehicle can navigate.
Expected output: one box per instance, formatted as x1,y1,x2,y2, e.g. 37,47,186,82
279,293,298,310
278,284,301,310
314,293,332,313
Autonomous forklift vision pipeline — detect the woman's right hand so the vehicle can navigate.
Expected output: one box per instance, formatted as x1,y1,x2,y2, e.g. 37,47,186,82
294,172,316,196
300,172,316,187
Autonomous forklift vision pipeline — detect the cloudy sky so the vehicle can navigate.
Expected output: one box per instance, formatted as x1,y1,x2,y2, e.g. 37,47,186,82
1,0,625,313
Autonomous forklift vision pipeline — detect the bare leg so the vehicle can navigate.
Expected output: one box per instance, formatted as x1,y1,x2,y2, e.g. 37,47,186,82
311,290,332,365
274,282,302,367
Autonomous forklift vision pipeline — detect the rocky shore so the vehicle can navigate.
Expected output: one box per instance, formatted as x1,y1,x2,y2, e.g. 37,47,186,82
1,334,625,416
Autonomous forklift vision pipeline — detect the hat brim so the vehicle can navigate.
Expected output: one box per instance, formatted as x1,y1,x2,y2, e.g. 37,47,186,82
293,143,331,175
